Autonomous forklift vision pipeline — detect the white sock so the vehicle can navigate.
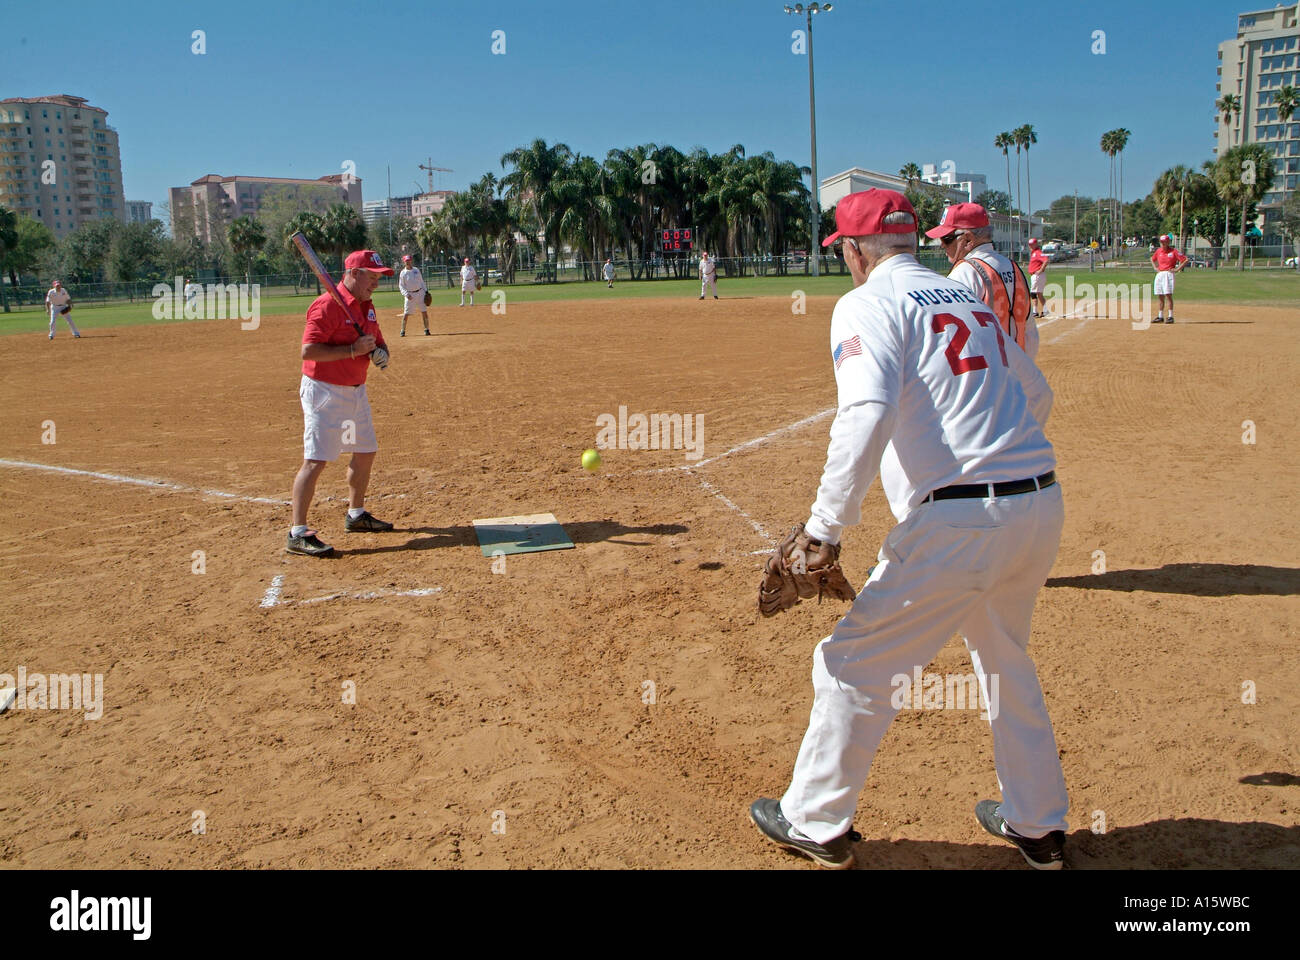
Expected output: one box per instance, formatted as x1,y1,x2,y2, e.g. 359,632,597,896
348,507,365,519
291,525,308,537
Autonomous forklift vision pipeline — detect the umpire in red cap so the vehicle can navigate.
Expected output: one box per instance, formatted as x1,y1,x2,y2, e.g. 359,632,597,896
286,249,396,557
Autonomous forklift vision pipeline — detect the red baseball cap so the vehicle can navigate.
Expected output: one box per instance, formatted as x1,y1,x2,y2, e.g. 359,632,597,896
344,250,394,275
1028,237,1040,247
402,254,412,262
463,257,470,264
822,189,918,246
1159,234,1171,243
924,202,990,239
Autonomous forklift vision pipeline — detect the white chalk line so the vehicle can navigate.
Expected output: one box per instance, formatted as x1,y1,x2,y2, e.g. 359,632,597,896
0,458,289,506
696,477,776,545
259,574,286,608
260,583,441,608
627,406,836,476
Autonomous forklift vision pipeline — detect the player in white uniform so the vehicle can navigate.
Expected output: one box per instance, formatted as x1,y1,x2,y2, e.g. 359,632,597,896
183,278,202,316
927,203,1039,361
459,258,478,307
749,190,1068,870
44,280,80,339
602,258,616,288
398,255,430,336
698,251,718,299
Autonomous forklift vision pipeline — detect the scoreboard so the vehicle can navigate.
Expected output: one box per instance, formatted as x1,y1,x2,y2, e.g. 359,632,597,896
659,228,694,252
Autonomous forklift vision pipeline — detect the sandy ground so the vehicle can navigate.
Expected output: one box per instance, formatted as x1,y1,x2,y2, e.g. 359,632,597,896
0,291,1296,869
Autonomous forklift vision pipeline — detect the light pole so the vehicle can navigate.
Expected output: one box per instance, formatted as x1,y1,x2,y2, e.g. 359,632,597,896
784,2,832,277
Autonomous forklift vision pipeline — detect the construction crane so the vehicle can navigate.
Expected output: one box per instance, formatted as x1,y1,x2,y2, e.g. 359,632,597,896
418,159,453,195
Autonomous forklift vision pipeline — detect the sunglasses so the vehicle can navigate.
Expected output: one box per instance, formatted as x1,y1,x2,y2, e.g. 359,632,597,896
939,232,967,246
833,238,859,257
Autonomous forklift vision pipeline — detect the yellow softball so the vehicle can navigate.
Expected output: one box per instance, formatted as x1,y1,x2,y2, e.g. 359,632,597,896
581,448,601,472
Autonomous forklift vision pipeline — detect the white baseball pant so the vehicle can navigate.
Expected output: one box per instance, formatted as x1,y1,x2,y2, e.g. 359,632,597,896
701,275,717,297
49,306,81,337
780,483,1068,844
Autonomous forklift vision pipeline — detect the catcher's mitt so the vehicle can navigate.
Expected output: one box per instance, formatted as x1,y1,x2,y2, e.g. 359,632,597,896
475,279,482,291
59,305,72,315
423,291,432,307
758,522,856,617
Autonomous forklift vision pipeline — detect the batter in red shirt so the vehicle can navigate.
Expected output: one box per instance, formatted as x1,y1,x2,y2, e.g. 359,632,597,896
1150,235,1189,324
287,249,396,557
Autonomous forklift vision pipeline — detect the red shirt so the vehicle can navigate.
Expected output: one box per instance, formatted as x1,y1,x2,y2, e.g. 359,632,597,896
1028,250,1048,274
300,284,386,386
1151,247,1188,271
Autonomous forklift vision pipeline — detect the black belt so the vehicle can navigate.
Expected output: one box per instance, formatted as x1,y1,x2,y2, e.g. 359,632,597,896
925,471,1056,503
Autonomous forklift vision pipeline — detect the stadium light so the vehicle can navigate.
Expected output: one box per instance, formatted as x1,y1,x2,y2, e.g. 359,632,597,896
784,1,832,276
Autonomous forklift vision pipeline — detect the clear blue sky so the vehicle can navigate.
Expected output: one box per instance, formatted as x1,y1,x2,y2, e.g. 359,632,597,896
3,0,1247,224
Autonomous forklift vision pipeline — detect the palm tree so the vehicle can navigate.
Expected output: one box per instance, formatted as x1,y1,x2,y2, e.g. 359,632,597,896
319,203,367,272
284,211,325,292
0,205,18,313
1217,94,1243,145
1016,125,1037,248
994,132,1013,241
1111,128,1130,251
1277,85,1299,126
899,162,922,188
1012,132,1025,250
1100,131,1119,248
1153,165,1208,249
500,138,573,272
1212,145,1275,269
227,215,266,284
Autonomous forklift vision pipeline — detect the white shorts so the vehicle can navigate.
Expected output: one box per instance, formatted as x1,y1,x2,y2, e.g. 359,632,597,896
1030,271,1046,294
402,295,426,316
1154,270,1175,296
461,280,476,292
300,375,377,462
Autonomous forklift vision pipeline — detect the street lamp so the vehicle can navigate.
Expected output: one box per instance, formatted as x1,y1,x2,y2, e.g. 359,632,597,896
784,2,832,277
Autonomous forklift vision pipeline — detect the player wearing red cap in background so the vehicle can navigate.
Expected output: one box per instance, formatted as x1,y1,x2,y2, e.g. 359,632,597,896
459,257,478,307
749,189,1068,871
1026,238,1049,320
1150,235,1188,324
286,249,395,557
398,254,430,336
926,203,1038,360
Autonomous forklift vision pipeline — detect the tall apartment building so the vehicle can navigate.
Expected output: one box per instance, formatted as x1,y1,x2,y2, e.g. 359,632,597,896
1216,4,1300,243
169,173,362,243
127,200,153,223
0,94,127,237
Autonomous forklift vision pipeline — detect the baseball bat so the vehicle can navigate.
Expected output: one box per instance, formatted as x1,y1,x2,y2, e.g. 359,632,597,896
289,231,366,336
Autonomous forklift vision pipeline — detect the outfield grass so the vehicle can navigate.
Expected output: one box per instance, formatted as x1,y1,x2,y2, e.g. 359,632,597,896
4,266,1294,336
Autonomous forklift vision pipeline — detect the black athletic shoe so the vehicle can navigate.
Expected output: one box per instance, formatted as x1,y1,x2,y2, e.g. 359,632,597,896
1166,317,1175,324
975,800,1064,870
344,510,394,533
749,797,859,869
1152,317,1165,324
424,329,431,335
714,295,719,299
400,330,406,337
286,529,334,557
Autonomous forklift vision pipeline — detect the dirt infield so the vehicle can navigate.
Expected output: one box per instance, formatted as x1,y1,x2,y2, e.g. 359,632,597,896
1,294,1296,869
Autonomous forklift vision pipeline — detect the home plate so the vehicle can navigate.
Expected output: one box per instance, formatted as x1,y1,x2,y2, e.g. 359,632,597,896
0,687,16,714
472,512,574,557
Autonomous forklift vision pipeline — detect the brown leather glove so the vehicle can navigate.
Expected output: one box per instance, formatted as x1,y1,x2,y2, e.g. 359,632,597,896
423,291,432,307
758,522,857,617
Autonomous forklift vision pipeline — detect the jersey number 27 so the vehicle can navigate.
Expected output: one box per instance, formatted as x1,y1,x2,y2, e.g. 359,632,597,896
932,310,1008,376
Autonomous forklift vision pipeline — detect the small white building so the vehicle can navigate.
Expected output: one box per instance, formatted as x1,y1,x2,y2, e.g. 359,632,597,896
820,167,968,209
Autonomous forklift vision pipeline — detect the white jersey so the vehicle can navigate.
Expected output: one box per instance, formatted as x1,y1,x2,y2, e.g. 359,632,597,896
699,257,716,280
948,245,1039,360
184,282,201,303
399,267,427,298
46,288,70,308
460,264,477,284
603,262,616,281
806,254,1055,540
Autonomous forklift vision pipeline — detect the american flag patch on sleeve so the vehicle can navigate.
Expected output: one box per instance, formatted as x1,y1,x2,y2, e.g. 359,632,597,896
832,335,863,369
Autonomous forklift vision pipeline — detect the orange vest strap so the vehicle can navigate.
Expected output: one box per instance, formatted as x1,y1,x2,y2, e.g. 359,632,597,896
966,257,1029,351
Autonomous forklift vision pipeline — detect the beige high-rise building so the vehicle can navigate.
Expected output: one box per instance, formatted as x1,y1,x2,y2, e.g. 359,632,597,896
0,94,127,237
169,173,363,244
1216,5,1300,243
